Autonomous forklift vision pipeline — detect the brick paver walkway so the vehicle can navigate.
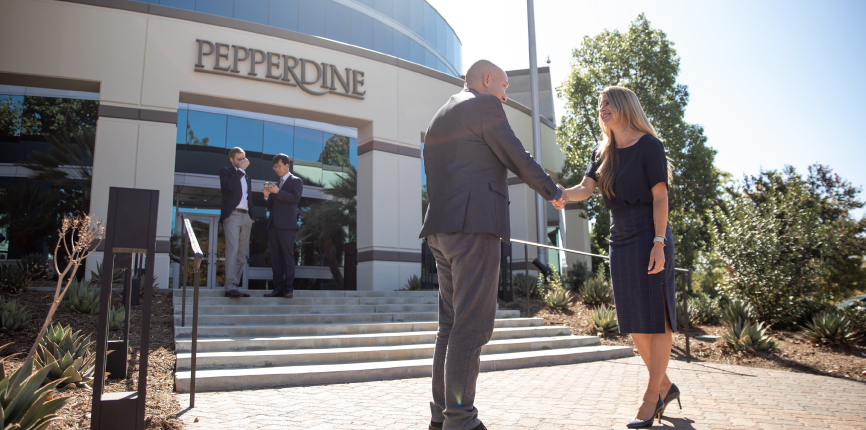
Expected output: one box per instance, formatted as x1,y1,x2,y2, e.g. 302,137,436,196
176,356,866,429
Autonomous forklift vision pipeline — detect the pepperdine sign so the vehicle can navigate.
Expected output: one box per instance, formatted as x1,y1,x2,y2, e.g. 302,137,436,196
194,39,366,100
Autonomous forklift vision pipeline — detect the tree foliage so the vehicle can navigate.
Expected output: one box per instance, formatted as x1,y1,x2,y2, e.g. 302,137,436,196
556,14,721,269
711,164,866,326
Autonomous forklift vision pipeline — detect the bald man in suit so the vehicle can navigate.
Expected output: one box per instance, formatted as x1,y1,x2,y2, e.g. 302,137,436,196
420,60,566,430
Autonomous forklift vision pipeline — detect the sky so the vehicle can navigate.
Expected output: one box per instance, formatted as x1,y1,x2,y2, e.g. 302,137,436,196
428,0,866,219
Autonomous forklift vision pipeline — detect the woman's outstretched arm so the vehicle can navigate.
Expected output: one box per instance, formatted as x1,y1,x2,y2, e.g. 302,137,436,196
553,176,597,209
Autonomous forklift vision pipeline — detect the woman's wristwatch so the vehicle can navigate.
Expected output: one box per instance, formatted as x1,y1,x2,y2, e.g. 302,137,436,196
653,236,666,247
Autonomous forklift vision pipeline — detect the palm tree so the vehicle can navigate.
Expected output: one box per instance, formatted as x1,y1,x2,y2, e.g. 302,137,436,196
0,181,60,254
297,167,357,287
16,126,95,199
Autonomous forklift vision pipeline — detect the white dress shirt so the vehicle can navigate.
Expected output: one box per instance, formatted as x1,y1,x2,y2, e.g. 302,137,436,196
236,167,249,210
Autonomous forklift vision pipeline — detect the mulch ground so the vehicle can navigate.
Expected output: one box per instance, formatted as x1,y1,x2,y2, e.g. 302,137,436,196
499,295,866,383
2,281,183,429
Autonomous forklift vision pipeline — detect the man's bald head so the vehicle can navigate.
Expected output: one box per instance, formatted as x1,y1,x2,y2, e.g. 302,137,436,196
464,60,509,102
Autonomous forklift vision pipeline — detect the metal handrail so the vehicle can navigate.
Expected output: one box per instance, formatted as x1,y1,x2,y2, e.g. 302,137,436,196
509,238,694,363
177,214,203,407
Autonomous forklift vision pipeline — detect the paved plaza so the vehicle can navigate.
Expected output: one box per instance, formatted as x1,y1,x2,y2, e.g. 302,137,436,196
176,356,866,429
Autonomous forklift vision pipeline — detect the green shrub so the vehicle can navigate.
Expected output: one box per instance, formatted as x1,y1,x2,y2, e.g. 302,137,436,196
0,263,31,294
1,343,71,430
18,253,53,281
800,312,862,345
64,278,100,315
542,268,571,310
513,273,538,298
34,324,97,389
676,300,698,330
839,307,866,334
1,296,32,333
689,293,723,325
722,299,755,326
722,320,778,353
578,272,613,308
592,304,618,334
109,306,125,331
565,261,591,292
397,275,422,291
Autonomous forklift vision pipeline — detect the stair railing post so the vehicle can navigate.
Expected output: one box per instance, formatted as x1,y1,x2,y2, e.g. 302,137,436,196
524,243,529,318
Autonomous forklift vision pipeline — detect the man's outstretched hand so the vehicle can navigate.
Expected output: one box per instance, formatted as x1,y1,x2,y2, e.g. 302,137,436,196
551,184,568,210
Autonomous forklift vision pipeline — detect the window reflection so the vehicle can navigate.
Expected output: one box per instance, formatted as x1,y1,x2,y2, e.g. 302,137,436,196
195,0,232,18
326,1,352,44
234,0,269,25
373,21,393,56
298,0,326,38
351,10,374,50
159,0,194,11
321,134,350,167
185,110,227,150
269,0,299,31
263,122,294,157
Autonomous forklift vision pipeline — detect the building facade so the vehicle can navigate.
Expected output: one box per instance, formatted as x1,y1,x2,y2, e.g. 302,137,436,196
0,0,590,291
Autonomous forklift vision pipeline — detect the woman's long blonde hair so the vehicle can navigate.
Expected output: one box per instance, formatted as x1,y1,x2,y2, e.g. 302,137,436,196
594,86,673,198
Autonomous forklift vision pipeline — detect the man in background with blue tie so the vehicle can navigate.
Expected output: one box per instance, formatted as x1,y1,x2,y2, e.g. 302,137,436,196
263,153,303,298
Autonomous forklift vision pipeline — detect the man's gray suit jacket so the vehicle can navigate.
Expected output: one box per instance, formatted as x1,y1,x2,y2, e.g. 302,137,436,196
419,88,559,243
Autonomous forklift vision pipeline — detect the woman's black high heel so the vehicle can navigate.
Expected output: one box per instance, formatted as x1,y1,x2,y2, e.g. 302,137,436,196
626,395,663,428
661,383,681,417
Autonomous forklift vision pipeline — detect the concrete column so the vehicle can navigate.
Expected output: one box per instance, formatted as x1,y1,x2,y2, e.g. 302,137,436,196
85,110,177,288
563,203,592,270
356,138,422,292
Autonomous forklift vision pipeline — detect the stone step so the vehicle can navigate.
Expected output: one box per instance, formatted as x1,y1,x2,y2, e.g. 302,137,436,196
175,345,634,392
176,335,601,370
175,325,572,353
173,289,439,298
174,317,545,339
172,296,439,306
173,303,440,316
172,310,520,326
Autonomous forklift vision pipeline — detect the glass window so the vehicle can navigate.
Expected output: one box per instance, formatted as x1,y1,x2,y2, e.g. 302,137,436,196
293,127,323,162
350,10,374,50
455,39,462,73
373,21,393,56
159,0,194,10
435,12,446,54
393,32,411,62
185,110,227,149
423,2,436,47
321,133,350,167
298,0,326,37
373,0,393,18
444,25,454,68
269,0,299,31
408,0,424,36
349,137,357,168
262,122,294,157
325,1,352,45
355,0,374,8
234,0,269,25
424,49,437,70
176,109,188,144
226,116,264,153
195,0,232,18
393,0,410,28
0,95,24,136
409,39,425,65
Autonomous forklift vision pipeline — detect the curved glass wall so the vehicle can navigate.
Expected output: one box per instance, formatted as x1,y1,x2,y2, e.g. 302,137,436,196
134,0,462,76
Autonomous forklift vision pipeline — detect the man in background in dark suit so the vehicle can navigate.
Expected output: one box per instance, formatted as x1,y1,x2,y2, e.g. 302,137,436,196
219,147,254,298
263,153,303,298
419,60,567,430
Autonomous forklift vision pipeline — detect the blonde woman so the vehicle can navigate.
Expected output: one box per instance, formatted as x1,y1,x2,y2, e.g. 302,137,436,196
555,86,679,428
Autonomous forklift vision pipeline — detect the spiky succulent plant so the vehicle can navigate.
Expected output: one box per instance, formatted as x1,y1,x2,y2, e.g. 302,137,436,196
1,343,71,430
800,312,862,345
1,296,32,333
34,324,97,389
64,278,100,315
512,273,538,298
592,304,619,334
109,305,126,331
543,288,571,310
722,299,755,326
0,263,31,294
722,320,778,353
579,272,613,307
18,253,53,281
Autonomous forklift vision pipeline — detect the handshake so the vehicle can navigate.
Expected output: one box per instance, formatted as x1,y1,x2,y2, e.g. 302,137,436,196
551,184,569,210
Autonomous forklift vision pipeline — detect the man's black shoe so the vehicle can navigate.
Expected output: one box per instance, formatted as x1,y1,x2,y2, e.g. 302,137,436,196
263,290,285,297
428,421,443,430
284,290,293,299
240,291,250,297
225,289,242,298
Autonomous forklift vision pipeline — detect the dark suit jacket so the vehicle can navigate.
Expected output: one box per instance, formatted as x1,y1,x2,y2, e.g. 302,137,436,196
419,88,559,242
219,166,254,223
266,173,304,230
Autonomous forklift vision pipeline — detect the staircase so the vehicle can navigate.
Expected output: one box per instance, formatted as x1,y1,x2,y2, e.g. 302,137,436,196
173,289,632,392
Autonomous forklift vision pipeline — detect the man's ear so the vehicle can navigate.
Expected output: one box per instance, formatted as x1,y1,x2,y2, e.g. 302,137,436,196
482,73,490,88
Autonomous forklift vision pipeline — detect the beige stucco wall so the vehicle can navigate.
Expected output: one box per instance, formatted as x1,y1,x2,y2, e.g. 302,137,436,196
0,0,583,291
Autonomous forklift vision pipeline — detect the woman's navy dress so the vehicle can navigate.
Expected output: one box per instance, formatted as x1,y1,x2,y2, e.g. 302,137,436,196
585,135,676,334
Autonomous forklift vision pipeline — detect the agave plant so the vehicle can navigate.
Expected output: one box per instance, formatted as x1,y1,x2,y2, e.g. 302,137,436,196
89,260,125,286
1,296,32,333
800,312,862,345
109,306,126,331
592,304,619,334
64,278,100,315
34,324,97,389
1,343,71,430
512,273,538,298
18,253,53,281
0,263,31,294
543,288,571,310
722,320,778,353
676,299,699,330
722,299,755,326
579,272,613,307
